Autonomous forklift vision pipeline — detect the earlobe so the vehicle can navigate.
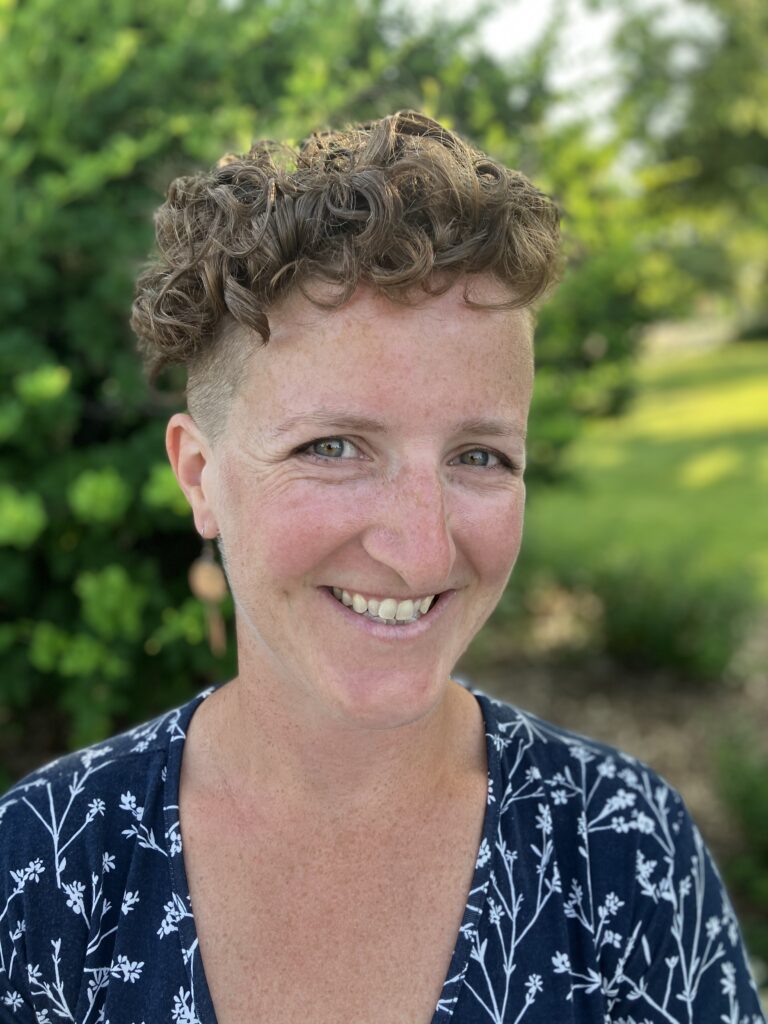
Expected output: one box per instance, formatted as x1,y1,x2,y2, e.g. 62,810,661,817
165,413,219,537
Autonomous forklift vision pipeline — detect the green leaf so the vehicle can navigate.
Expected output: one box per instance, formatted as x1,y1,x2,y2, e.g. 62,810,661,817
141,462,190,517
28,621,69,673
0,485,47,547
74,563,148,641
67,467,131,524
13,364,71,405
0,399,24,441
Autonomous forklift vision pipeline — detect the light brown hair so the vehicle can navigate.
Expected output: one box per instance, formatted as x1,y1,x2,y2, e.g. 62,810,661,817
131,110,561,441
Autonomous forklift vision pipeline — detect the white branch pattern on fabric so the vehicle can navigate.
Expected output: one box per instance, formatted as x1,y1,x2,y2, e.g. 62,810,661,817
0,685,763,1023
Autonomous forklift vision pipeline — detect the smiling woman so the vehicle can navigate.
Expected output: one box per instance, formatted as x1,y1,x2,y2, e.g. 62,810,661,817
161,280,532,734
0,112,764,1024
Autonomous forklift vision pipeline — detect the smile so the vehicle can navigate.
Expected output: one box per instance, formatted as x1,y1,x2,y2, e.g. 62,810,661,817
330,587,438,626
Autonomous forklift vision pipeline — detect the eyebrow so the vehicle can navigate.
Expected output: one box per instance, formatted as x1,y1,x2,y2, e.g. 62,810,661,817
267,410,527,441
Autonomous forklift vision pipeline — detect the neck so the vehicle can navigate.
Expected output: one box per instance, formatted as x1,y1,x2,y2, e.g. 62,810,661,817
186,671,481,828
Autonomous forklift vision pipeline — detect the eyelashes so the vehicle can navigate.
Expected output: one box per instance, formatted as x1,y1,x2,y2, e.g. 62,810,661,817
298,438,360,460
294,437,522,473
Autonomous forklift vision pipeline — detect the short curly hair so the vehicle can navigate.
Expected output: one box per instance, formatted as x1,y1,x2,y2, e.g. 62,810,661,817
131,110,561,442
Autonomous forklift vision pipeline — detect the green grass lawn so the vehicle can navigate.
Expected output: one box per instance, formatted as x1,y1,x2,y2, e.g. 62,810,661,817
522,341,768,601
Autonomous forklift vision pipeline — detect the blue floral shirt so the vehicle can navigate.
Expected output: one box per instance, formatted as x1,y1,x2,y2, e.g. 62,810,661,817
0,684,764,1023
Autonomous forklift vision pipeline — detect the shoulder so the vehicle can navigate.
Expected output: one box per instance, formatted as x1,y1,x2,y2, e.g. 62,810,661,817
0,690,211,1019
0,689,208,869
474,684,662,793
469,687,765,1020
472,686,694,864
2,692,198,797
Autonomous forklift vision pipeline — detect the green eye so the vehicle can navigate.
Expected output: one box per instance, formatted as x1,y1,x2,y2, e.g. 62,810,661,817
312,439,345,458
460,449,497,467
299,437,360,460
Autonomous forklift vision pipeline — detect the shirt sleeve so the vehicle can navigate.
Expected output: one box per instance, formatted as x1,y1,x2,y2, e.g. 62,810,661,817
605,785,765,1023
0,794,40,1023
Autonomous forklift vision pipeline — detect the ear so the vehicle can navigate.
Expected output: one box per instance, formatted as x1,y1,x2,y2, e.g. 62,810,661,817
166,413,219,538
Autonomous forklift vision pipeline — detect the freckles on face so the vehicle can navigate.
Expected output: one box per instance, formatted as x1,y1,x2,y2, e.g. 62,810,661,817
213,281,531,630
214,431,369,605
178,279,543,733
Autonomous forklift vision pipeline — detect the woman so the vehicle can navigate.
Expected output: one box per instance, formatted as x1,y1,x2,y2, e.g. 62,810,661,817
0,112,763,1023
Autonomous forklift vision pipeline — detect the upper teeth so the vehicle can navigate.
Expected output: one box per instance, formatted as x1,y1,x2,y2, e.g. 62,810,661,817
332,588,436,623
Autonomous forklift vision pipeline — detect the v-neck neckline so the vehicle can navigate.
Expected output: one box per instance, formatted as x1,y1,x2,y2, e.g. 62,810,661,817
163,683,501,1024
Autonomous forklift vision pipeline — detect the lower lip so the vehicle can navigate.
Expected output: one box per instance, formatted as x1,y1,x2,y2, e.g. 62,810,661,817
319,587,455,641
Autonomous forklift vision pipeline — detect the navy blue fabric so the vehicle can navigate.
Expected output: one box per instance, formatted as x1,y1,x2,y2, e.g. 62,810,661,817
1,684,764,1023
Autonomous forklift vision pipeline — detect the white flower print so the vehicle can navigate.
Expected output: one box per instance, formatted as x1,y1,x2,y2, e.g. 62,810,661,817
632,810,655,834
166,822,182,857
157,893,190,938
121,890,140,915
597,758,617,779
534,803,552,836
119,793,143,821
721,961,737,997
604,892,623,916
87,798,106,820
526,974,543,997
111,955,144,983
551,951,571,973
63,879,86,915
488,898,505,926
3,990,24,1009
476,837,492,868
80,746,112,770
171,986,198,1023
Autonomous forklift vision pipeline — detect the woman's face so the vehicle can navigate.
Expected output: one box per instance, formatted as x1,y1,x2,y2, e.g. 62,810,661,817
174,278,533,729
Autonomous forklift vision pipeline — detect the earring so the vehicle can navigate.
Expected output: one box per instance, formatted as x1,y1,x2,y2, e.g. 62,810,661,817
188,538,228,657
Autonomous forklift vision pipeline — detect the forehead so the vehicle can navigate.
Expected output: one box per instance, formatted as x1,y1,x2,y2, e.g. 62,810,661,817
232,280,534,429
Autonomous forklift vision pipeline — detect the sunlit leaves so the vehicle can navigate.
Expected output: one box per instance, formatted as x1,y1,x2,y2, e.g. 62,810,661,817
67,468,131,525
141,463,190,517
0,485,47,548
74,564,148,642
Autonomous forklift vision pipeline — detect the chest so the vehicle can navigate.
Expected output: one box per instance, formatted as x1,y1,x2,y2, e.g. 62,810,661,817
179,783,487,1024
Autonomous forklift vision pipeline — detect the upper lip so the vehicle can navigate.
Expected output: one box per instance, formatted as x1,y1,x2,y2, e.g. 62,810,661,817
327,586,446,601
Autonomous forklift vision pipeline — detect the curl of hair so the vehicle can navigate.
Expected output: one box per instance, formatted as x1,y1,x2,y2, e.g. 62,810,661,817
131,111,561,389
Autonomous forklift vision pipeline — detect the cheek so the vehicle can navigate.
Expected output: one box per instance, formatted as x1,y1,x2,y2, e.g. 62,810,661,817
226,482,361,583
458,487,525,582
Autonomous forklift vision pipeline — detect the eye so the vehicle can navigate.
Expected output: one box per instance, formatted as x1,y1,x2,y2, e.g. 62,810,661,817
454,448,519,472
296,437,362,460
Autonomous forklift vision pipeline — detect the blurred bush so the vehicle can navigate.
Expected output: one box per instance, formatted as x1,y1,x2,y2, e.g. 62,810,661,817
592,0,768,324
566,558,756,680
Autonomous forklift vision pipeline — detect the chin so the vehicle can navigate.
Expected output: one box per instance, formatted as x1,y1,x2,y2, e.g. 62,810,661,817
320,665,449,730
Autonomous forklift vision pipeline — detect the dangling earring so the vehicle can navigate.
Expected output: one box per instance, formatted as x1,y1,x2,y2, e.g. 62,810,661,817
188,535,228,657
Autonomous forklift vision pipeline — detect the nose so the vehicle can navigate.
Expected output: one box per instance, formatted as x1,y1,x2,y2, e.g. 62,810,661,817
360,462,457,594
